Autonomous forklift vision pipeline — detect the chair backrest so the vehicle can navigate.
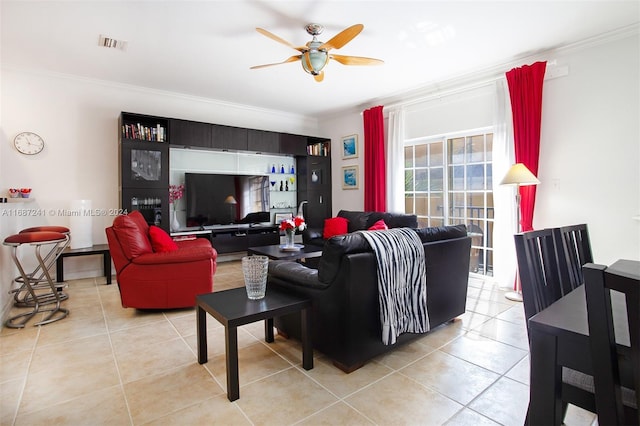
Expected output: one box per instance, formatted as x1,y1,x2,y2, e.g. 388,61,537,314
584,261,639,425
514,229,564,331
552,224,593,293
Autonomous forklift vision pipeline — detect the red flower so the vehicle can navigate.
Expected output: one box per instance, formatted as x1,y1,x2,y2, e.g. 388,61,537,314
169,184,184,204
279,216,306,232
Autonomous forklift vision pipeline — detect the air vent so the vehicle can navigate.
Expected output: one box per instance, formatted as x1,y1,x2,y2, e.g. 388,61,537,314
98,35,127,51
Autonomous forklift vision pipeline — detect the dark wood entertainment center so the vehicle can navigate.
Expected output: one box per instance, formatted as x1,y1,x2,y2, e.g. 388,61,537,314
118,112,331,254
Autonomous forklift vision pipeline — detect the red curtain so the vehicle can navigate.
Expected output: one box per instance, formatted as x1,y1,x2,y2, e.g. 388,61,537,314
506,61,546,232
363,105,386,211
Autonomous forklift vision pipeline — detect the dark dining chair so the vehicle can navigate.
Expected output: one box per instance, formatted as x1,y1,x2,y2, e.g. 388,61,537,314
583,261,639,425
515,229,564,326
552,224,593,294
515,229,597,420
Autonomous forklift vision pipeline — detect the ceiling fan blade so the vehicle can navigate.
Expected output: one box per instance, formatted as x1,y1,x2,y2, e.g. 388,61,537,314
314,72,324,83
250,55,301,69
330,54,384,66
319,24,364,51
256,28,306,52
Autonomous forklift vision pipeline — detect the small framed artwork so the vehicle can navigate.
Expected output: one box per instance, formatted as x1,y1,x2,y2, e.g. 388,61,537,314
342,165,359,190
341,134,358,159
274,213,293,225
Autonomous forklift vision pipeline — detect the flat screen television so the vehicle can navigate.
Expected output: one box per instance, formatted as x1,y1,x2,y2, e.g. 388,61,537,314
185,173,270,227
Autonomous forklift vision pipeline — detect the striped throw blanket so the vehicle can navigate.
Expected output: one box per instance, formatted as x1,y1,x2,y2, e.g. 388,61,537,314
359,228,429,345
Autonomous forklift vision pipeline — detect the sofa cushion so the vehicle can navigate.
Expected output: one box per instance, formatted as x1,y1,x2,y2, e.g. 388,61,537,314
337,210,370,233
367,212,418,229
149,225,179,252
112,211,153,260
318,232,372,284
323,217,349,239
415,224,468,242
368,219,388,230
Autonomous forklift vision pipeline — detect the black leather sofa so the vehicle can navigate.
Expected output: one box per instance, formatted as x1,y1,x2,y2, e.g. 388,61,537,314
303,209,418,247
268,224,471,372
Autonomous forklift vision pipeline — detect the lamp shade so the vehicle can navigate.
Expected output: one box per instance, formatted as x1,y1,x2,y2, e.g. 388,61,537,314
500,163,540,186
224,195,237,204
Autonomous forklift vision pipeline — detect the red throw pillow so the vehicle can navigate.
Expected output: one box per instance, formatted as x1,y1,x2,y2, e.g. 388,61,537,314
149,225,178,252
323,217,349,239
368,219,388,231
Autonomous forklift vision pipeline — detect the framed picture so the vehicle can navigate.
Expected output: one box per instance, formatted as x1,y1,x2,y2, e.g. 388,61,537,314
342,165,359,190
341,134,358,159
274,213,292,225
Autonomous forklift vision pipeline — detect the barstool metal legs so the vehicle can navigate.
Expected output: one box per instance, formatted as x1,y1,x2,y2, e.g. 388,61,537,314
4,231,70,328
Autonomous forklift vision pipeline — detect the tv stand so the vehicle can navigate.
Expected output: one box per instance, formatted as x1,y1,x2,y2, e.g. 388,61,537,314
172,224,279,254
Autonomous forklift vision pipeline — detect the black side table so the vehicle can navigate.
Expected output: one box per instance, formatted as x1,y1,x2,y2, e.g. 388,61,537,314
196,287,313,401
56,244,112,284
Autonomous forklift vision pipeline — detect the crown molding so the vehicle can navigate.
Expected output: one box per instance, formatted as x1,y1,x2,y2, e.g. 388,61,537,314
2,65,319,130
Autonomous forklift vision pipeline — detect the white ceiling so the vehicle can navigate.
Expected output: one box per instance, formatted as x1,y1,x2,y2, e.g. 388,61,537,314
2,1,639,117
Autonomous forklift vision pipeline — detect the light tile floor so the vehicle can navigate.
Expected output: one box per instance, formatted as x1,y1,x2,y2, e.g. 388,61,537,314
1,261,598,425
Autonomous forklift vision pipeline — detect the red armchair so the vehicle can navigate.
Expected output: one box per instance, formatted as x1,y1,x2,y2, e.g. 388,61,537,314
105,210,216,309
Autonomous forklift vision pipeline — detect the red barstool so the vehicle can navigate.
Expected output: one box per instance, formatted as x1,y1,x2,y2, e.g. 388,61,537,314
4,231,70,328
20,226,71,275
10,226,71,305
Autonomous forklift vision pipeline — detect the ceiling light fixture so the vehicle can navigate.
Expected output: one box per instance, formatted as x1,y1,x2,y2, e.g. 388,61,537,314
98,35,127,51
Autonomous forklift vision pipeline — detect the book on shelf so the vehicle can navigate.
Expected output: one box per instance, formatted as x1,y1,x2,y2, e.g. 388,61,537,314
307,141,330,156
122,123,166,142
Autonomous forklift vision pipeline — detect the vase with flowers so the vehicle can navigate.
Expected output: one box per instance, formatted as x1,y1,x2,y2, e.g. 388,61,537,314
279,215,306,250
169,184,184,232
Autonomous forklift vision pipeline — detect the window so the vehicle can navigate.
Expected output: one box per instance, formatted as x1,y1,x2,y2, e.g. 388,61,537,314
404,129,494,276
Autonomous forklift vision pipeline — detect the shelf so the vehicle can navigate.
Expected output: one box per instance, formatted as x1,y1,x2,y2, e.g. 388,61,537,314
121,137,167,144
6,197,35,203
307,140,330,156
121,113,167,142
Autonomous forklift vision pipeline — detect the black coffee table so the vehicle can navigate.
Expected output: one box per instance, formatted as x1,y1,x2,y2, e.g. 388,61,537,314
196,287,313,401
247,244,323,261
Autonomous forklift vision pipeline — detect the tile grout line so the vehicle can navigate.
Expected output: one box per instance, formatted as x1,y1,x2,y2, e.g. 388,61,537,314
96,277,135,426
9,324,41,426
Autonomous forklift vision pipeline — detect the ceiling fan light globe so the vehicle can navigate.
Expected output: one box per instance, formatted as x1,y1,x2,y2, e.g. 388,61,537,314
301,51,328,75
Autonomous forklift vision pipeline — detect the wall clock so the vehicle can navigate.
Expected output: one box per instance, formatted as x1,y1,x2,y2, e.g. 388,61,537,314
13,132,45,155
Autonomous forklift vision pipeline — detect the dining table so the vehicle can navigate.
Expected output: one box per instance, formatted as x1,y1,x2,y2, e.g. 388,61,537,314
527,259,637,425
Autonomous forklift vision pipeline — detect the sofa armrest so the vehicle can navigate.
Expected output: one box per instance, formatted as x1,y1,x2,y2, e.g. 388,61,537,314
268,261,329,290
132,246,216,266
302,227,323,244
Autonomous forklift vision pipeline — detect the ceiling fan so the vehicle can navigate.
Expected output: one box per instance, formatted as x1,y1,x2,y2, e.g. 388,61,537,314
250,23,384,82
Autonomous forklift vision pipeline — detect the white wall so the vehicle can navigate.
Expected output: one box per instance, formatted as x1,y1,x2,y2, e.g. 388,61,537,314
318,31,640,267
404,85,495,138
318,113,365,214
0,70,320,319
535,34,640,265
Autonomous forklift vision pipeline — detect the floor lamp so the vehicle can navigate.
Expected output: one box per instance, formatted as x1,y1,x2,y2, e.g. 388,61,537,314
500,163,540,302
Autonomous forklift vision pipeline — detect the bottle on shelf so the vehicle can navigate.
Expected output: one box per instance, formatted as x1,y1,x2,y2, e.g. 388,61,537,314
279,181,283,191
271,164,276,173
280,164,285,174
